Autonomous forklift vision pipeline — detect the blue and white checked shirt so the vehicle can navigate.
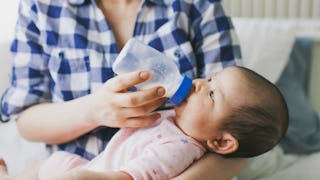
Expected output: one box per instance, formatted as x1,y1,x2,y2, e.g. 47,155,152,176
1,0,241,160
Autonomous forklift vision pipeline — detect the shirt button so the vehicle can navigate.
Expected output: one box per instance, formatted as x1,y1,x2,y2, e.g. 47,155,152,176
174,49,182,58
58,51,64,59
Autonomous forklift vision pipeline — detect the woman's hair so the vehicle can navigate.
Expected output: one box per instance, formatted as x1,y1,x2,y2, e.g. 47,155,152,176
220,67,289,158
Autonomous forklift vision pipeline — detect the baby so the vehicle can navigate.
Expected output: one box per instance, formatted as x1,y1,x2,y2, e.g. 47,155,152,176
0,66,289,179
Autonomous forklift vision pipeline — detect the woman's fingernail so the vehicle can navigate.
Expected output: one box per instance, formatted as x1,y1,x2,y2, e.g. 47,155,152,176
139,71,149,80
157,87,165,96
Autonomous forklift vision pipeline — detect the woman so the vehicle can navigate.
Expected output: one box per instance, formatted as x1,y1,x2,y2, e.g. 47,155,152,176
0,0,245,178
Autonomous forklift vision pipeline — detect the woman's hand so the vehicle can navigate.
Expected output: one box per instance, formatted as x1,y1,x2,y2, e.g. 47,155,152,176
16,70,165,144
87,70,166,128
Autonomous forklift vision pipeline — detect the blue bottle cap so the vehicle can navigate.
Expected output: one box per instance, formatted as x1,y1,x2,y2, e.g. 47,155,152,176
168,75,192,105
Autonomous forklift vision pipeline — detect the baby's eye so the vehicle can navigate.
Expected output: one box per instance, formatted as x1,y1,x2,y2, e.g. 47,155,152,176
209,91,215,101
208,78,212,82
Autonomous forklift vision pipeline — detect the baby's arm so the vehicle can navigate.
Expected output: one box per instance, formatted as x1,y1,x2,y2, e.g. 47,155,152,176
39,151,132,180
0,152,88,179
0,158,42,180
1,155,132,180
38,151,88,179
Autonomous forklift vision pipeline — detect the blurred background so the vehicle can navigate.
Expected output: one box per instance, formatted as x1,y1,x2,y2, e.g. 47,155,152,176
0,0,47,174
0,0,320,179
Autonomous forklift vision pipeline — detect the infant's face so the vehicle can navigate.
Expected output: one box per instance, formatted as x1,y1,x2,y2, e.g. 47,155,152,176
174,67,247,141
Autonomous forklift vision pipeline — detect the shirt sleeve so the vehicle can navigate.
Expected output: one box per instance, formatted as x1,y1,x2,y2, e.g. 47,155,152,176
190,0,242,78
38,151,88,179
0,0,51,122
119,136,206,180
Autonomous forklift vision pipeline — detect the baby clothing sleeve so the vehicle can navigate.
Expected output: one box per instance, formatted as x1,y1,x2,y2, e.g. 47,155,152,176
38,151,88,179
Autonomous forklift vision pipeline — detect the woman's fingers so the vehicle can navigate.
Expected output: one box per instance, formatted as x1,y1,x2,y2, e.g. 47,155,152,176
101,98,166,128
106,70,153,92
124,112,162,128
88,70,167,128
114,86,165,107
121,97,166,117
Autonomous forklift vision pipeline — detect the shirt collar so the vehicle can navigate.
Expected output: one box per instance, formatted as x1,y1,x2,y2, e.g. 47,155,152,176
148,0,170,6
67,0,88,6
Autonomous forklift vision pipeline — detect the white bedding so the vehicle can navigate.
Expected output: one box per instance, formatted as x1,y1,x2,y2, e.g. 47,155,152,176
0,122,47,174
233,18,295,83
233,18,320,84
238,146,320,180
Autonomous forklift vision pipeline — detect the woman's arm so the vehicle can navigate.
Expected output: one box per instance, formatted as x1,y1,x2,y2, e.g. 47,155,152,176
48,153,246,180
54,169,132,180
16,70,166,144
16,95,98,144
173,153,247,180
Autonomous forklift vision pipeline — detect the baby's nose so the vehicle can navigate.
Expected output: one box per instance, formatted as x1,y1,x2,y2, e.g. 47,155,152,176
192,79,206,92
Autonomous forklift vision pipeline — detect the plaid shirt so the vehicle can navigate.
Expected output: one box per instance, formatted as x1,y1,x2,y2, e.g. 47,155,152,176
1,0,241,160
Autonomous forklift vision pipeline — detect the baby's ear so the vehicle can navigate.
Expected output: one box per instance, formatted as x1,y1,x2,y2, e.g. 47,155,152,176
206,132,238,155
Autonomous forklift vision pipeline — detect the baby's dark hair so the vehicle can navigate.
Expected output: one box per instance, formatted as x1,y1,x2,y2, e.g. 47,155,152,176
220,66,289,158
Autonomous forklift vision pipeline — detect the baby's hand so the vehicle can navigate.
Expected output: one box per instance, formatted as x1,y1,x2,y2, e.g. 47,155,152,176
0,158,8,174
0,158,12,180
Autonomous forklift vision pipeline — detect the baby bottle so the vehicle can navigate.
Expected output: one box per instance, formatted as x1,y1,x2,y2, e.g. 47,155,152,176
112,38,192,105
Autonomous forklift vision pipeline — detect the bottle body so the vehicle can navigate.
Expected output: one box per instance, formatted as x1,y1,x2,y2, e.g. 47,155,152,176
113,55,182,97
112,39,192,105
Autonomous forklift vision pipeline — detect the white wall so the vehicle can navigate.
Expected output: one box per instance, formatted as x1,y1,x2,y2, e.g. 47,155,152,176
223,0,320,19
0,0,19,42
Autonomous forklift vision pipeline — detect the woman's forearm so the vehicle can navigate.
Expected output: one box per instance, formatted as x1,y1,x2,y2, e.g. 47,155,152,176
15,71,165,144
16,94,97,144
173,153,247,180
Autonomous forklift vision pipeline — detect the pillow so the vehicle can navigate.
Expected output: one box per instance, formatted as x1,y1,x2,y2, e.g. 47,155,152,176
232,18,296,83
277,37,320,154
232,18,320,154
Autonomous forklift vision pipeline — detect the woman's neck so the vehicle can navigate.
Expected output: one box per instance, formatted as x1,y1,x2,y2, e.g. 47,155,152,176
98,0,142,49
